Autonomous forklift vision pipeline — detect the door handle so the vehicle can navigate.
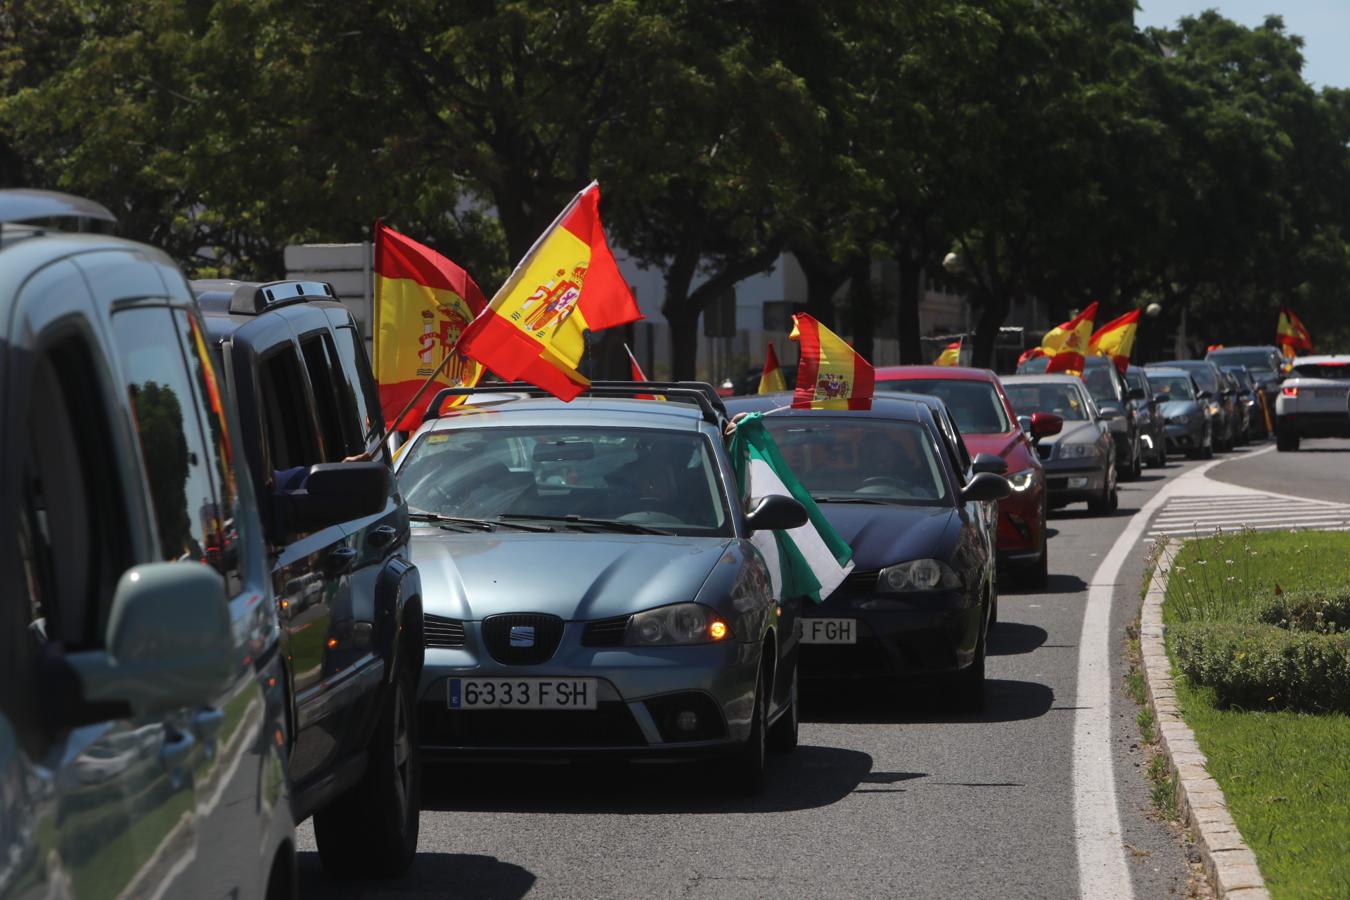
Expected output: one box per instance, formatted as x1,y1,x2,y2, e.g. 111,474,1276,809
368,524,398,549
324,547,358,575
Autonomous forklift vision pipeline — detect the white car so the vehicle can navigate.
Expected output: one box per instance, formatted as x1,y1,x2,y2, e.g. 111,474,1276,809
1274,355,1350,451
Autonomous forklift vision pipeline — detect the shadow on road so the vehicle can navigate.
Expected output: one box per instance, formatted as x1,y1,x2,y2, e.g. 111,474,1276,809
988,621,1047,656
1004,572,1086,595
419,744,873,815
1049,504,1140,520
297,852,535,900
1126,474,1167,483
801,677,1054,725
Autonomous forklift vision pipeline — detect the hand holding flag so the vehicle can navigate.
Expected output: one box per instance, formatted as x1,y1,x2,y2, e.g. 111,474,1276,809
789,314,874,410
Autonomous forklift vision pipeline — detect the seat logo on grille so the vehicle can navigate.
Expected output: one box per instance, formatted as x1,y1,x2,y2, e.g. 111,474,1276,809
509,625,536,648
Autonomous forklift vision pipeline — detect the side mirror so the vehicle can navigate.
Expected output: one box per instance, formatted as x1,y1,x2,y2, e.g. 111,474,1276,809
746,494,809,532
1098,405,1123,421
971,452,1007,476
961,471,1012,503
1127,386,1147,401
277,461,391,536
1030,411,1063,439
65,563,233,718
1153,393,1169,406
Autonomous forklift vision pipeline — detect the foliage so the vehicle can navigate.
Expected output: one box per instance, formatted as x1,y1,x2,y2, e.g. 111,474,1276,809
1258,590,1350,635
1171,622,1350,714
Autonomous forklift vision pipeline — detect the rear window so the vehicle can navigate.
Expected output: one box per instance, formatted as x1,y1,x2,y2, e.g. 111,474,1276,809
875,379,1010,434
1291,363,1350,380
1210,350,1277,373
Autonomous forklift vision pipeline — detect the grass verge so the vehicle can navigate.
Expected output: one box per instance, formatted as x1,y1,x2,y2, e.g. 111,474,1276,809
1162,529,1350,899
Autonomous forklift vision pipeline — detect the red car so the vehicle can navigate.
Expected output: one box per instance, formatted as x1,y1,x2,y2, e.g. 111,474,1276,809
876,366,1052,587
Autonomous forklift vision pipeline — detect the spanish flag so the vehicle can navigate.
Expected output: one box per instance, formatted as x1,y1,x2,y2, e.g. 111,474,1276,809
1088,308,1139,374
1042,301,1098,375
1017,346,1046,367
758,343,787,394
1276,307,1312,353
458,182,642,400
373,222,486,431
934,340,961,366
789,314,874,410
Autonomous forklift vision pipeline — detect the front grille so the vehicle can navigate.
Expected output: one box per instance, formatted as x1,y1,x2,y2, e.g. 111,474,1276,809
424,614,466,649
581,615,630,647
481,613,564,665
1046,477,1068,491
839,570,880,594
419,701,647,748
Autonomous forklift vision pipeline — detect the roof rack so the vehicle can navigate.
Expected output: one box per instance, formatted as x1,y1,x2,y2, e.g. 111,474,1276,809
228,280,337,315
428,381,727,424
0,189,117,229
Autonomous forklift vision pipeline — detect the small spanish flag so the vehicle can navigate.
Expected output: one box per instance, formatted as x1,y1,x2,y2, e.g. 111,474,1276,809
1042,301,1098,375
1017,346,1046,367
1276,307,1312,353
458,182,642,400
758,343,787,394
789,314,874,410
1088,308,1139,374
373,222,486,431
934,340,961,366
624,343,661,401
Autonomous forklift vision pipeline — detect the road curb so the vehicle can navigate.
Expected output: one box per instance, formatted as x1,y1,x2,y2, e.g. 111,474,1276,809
1140,553,1271,899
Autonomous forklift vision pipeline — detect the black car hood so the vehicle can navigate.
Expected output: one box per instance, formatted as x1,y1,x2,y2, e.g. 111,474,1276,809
817,504,958,571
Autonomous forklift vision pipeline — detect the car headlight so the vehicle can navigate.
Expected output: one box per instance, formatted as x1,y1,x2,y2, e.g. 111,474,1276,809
1168,414,1189,424
625,603,732,646
1207,403,1221,416
1007,467,1036,492
878,559,962,592
1059,443,1100,459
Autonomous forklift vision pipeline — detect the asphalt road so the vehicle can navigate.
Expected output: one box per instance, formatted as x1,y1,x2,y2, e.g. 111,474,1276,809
295,439,1331,899
1207,437,1350,503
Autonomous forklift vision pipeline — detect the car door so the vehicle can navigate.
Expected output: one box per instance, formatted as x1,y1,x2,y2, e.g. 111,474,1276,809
0,258,197,899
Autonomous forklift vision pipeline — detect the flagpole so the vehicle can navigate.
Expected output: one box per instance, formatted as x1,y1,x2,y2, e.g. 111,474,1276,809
386,342,462,433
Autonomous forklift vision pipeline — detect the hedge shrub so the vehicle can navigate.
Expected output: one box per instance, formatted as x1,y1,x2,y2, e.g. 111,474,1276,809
1171,622,1350,714
1257,590,1350,634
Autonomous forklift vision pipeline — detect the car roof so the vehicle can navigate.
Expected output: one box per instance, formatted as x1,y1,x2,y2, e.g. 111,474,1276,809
1143,367,1189,378
1207,345,1278,354
724,391,931,423
873,365,999,383
1148,359,1213,369
417,396,712,434
1000,374,1084,386
191,278,353,342
1291,354,1350,366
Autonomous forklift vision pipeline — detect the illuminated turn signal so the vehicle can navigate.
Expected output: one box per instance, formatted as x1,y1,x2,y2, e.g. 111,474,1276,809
709,620,729,640
326,637,339,649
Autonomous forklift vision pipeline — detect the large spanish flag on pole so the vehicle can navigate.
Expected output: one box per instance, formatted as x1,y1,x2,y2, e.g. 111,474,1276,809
758,343,787,394
373,223,486,431
789,314,874,410
1042,301,1098,375
1276,307,1312,353
458,182,641,400
1088,308,1139,374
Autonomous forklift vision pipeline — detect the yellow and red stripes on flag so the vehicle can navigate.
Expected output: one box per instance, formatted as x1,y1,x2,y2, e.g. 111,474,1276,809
1042,301,1098,375
458,182,641,401
758,343,787,394
373,222,486,431
1088,308,1139,374
1276,307,1312,353
789,314,874,410
934,341,961,366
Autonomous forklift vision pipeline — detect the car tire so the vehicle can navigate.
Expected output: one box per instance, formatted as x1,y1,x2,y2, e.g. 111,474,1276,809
1087,477,1114,514
767,662,799,754
313,660,420,879
729,666,769,794
1276,430,1300,452
950,618,987,712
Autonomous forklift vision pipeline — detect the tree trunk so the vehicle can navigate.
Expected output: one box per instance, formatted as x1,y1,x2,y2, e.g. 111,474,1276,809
972,289,1010,368
661,243,701,381
794,245,847,329
848,255,875,362
896,245,924,364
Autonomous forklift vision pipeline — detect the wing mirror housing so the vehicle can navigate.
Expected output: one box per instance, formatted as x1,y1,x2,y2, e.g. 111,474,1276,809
1196,390,1212,401
961,472,1012,504
1030,411,1062,439
970,452,1008,476
1098,405,1123,420
746,494,809,532
63,563,233,719
276,461,390,537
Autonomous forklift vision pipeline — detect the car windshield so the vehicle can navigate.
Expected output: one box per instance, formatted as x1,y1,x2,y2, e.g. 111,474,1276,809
1150,375,1195,399
1166,363,1218,393
875,379,1010,434
761,418,949,506
1081,366,1118,404
396,426,731,536
1210,350,1276,374
1004,383,1090,421
1223,368,1253,389
1124,371,1146,393
1291,362,1350,380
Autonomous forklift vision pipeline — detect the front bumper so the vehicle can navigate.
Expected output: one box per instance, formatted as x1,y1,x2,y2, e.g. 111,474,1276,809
797,590,981,680
1163,420,1205,452
1041,462,1106,504
416,621,759,758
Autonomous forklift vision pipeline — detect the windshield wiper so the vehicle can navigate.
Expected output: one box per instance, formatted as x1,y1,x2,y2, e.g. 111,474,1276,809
409,510,556,533
810,495,896,505
497,513,673,535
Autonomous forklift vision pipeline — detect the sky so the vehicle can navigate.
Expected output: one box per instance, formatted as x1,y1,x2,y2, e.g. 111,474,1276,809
1135,1,1350,89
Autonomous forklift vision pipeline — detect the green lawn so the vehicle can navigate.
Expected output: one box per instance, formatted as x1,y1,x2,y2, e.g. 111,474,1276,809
1162,529,1350,898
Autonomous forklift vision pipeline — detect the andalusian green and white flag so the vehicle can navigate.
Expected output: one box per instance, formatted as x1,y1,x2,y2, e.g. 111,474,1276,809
729,413,854,603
